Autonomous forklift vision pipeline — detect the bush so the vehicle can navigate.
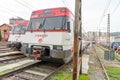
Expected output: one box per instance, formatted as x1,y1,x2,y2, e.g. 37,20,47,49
0,30,2,41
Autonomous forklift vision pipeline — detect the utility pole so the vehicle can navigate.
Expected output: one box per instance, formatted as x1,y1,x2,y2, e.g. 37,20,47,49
99,29,101,43
107,14,110,49
73,0,81,80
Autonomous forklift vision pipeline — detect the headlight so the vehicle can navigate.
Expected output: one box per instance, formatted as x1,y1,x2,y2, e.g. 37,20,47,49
53,45,63,51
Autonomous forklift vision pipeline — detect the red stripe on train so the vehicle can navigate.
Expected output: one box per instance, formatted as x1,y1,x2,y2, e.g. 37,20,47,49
26,30,69,32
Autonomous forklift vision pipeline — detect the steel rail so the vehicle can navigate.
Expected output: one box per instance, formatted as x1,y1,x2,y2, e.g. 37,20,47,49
42,60,72,80
0,60,40,79
0,55,26,62
93,45,109,80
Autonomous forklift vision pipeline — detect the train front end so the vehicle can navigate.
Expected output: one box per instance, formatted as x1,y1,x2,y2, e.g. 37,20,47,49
8,21,28,50
21,7,74,63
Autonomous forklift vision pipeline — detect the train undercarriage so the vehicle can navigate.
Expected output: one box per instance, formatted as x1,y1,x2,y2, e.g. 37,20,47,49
21,43,73,64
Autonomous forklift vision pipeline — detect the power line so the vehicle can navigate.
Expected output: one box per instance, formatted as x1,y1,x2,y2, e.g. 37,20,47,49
22,0,37,10
62,0,72,10
0,8,17,17
111,0,120,15
0,6,25,19
0,0,29,19
14,0,33,10
98,0,111,28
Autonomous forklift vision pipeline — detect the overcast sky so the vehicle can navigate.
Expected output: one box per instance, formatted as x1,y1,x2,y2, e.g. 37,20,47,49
0,0,120,32
0,0,74,24
82,0,120,32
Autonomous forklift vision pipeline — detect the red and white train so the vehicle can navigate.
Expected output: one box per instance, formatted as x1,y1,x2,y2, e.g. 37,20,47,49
8,20,29,50
21,7,74,63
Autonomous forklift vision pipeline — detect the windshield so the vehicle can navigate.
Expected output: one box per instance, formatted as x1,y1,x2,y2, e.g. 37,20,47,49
12,26,26,34
27,16,68,30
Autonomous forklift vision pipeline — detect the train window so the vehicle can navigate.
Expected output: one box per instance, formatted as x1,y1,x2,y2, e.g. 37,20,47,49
20,27,26,34
28,16,68,30
12,26,21,34
43,17,63,30
28,18,45,30
12,26,26,34
67,22,71,32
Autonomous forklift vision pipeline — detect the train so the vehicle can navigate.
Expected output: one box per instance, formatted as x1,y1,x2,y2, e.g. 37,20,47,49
20,7,74,63
8,7,90,64
8,20,29,50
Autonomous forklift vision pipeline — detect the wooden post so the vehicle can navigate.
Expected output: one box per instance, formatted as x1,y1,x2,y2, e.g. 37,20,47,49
73,0,81,80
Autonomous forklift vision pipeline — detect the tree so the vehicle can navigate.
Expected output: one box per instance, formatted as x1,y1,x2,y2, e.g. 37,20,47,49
0,29,2,41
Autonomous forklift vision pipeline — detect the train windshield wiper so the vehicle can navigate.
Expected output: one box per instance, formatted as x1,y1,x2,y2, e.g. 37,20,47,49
43,18,46,32
40,18,46,32
61,16,66,30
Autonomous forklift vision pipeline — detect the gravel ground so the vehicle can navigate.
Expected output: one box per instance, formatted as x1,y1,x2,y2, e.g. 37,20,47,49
88,44,120,80
88,44,106,80
95,45,120,68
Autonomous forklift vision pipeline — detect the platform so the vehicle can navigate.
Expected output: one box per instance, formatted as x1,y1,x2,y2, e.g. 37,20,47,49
82,54,89,74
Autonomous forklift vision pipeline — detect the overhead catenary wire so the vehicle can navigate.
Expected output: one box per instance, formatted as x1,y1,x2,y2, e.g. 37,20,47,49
14,0,33,10
111,0,120,15
21,0,37,10
98,0,111,30
0,0,28,19
0,7,26,19
0,8,18,18
0,1,26,18
62,0,72,11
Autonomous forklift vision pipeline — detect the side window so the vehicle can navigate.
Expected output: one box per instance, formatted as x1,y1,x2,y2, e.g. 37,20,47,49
21,27,26,33
13,27,21,34
67,18,73,32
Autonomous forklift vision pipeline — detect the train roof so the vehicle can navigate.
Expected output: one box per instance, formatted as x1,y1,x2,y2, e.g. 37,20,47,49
31,7,74,18
13,20,29,27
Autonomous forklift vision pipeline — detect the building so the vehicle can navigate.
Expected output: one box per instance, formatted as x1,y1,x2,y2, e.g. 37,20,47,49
0,24,12,41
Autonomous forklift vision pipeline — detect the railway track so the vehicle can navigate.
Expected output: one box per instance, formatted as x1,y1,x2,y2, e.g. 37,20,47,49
0,45,72,80
0,48,13,53
0,54,26,63
0,45,19,54
92,44,109,80
1,60,71,80
0,51,27,63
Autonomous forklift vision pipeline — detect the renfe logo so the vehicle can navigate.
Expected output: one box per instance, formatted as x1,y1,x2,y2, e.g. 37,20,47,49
38,38,43,43
35,34,48,38
35,34,48,43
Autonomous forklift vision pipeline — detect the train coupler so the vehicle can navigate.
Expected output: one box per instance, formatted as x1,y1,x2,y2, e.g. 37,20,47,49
31,49,43,60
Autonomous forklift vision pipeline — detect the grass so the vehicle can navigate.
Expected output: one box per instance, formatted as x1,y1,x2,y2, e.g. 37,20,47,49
115,54,120,60
0,69,11,75
50,71,72,80
106,66,120,80
97,44,109,51
78,74,90,80
106,67,120,74
50,70,90,80
0,64,9,68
